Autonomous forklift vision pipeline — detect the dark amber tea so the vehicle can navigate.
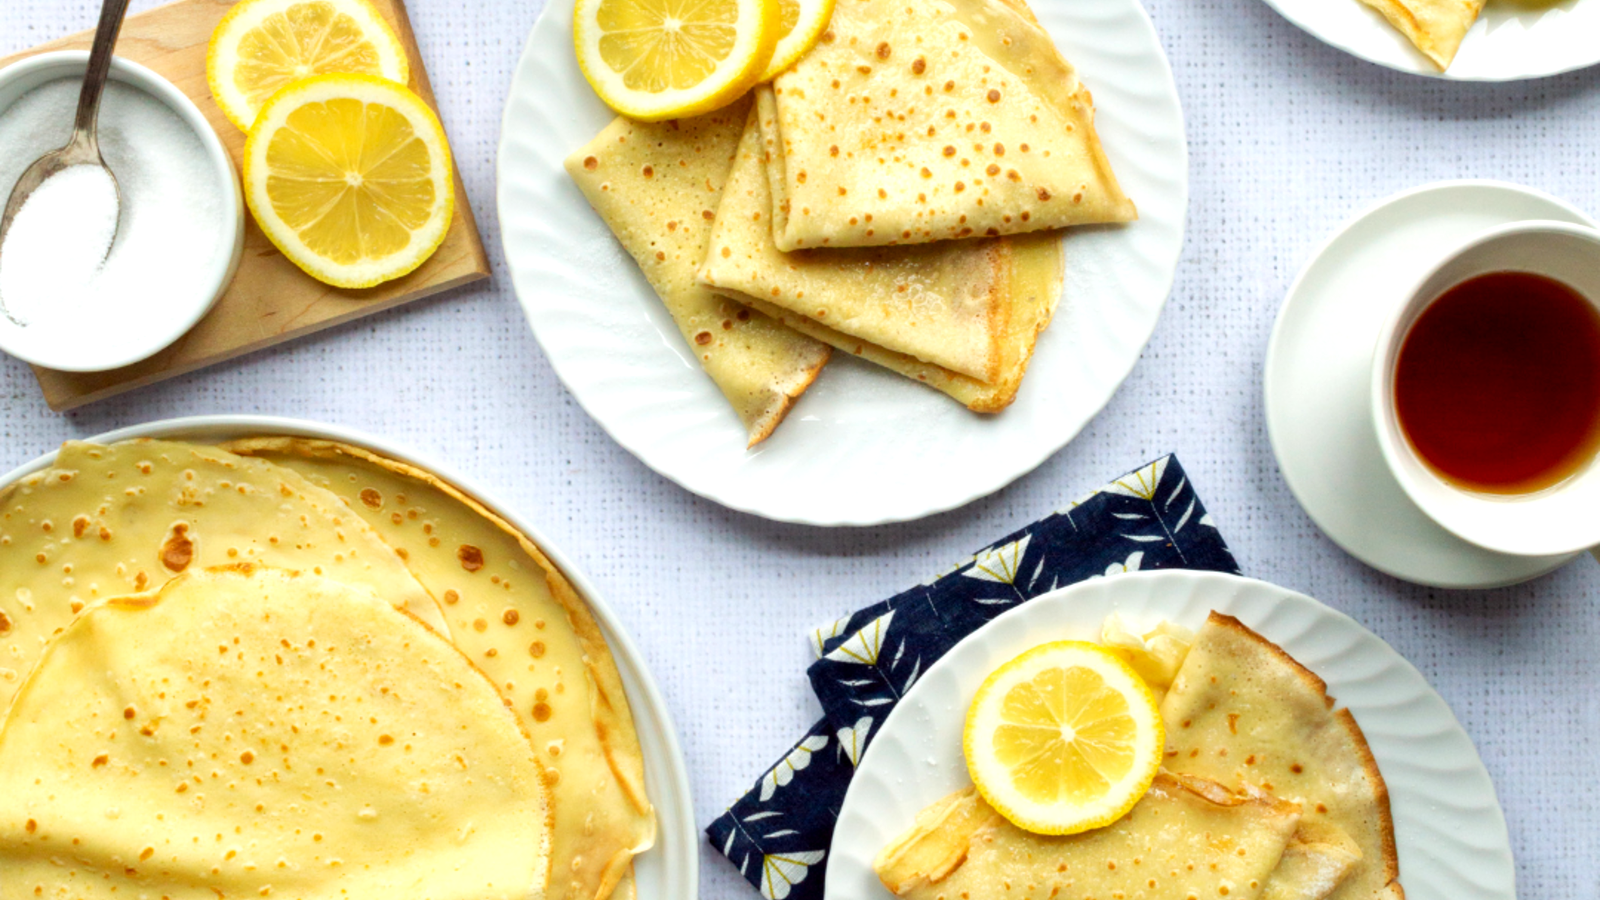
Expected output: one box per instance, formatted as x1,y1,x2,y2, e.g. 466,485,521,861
1394,271,1600,494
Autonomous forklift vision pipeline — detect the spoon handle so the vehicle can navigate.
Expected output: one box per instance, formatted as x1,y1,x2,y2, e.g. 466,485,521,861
69,0,133,153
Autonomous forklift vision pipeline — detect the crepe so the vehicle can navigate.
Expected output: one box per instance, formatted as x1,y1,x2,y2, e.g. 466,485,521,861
1356,0,1485,69
701,106,1065,391
875,774,1302,900
758,0,1136,251
0,439,444,716
223,437,656,900
564,97,831,447
1161,613,1403,900
0,565,551,900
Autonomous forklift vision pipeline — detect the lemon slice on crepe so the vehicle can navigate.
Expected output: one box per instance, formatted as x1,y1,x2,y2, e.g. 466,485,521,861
964,641,1164,835
574,0,780,120
207,0,409,130
243,74,454,289
759,0,835,81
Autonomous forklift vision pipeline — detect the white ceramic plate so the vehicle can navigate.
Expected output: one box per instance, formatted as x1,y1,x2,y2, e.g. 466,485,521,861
827,570,1515,900
1262,0,1600,81
0,416,697,900
1265,180,1587,589
496,0,1187,526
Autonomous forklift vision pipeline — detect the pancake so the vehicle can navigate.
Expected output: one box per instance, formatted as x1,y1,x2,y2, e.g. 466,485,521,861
222,437,656,900
0,565,551,900
758,0,1136,251
1160,613,1403,900
0,439,444,716
703,107,1010,381
875,774,1301,900
1355,0,1485,69
564,97,831,447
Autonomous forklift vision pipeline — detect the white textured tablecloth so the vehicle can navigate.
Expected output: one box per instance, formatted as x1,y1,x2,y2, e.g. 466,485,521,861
3,1,1599,896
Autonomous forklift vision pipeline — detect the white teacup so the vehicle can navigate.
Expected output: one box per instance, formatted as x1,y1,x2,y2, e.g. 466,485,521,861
1370,220,1600,557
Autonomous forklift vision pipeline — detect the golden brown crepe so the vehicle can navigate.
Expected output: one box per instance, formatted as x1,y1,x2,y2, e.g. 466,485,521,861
876,774,1302,900
704,108,1011,381
0,565,551,900
1357,0,1485,69
564,97,831,447
0,439,444,715
758,0,1136,251
223,437,656,900
1161,613,1403,900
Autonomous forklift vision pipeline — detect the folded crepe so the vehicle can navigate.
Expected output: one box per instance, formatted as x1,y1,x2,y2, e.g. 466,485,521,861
0,439,444,715
223,438,656,900
700,106,1063,397
875,774,1302,900
565,97,831,447
1161,613,1403,900
758,0,1135,251
1356,0,1486,69
0,566,551,900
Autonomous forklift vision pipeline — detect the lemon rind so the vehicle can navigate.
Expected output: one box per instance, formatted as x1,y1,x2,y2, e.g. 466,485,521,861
207,0,411,132
242,73,455,290
963,641,1165,837
758,0,836,82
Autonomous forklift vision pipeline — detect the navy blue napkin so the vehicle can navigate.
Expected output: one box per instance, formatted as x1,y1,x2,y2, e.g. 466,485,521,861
706,455,1239,900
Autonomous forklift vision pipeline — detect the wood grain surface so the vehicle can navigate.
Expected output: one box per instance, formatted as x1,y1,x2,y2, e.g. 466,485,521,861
0,0,489,410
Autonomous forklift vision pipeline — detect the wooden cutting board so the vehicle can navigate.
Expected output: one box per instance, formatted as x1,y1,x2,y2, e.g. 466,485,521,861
1,0,489,411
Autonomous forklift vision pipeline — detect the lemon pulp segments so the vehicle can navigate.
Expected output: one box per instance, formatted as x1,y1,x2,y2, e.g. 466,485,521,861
208,0,408,130
598,0,740,91
245,74,453,288
268,97,434,262
993,665,1138,804
575,0,778,120
964,641,1162,836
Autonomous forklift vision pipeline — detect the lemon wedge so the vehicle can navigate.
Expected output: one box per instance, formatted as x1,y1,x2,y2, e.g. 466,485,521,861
208,0,410,131
574,0,780,121
759,0,834,81
964,641,1163,836
243,74,454,289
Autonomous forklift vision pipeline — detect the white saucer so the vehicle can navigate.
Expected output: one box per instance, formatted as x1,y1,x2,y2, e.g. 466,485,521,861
1264,180,1589,589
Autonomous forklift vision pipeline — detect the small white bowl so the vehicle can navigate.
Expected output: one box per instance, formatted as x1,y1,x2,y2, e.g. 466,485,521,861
0,51,243,373
1371,219,1600,557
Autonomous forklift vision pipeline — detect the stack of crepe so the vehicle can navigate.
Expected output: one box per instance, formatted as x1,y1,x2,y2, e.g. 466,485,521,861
565,0,1136,446
875,613,1404,900
0,439,655,900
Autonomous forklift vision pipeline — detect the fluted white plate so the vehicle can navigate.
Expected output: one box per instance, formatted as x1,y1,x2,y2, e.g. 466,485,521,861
0,417,698,900
496,0,1187,525
827,570,1514,900
1263,0,1600,80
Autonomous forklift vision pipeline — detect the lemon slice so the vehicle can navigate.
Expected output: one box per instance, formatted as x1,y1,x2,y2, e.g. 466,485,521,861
208,0,410,131
574,0,780,121
759,0,834,81
964,641,1164,835
243,74,454,289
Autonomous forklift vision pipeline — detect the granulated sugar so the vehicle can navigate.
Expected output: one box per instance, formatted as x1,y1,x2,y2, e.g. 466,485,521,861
0,164,119,325
0,78,228,365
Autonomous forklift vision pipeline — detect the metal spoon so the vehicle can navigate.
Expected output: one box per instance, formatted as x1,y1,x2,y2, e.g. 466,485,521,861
0,0,133,326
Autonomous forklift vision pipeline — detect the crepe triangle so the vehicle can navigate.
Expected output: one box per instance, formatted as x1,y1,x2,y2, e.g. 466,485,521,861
1357,0,1486,69
1160,613,1403,900
758,0,1136,251
565,97,831,447
701,108,1062,410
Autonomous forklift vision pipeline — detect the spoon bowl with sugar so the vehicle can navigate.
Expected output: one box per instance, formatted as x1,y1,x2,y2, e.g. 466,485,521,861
0,0,131,326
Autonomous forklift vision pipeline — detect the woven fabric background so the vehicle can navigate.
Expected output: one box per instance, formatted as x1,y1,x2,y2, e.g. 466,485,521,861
2,1,1598,897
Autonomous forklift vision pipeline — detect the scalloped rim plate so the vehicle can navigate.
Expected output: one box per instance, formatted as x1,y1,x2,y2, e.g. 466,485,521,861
0,416,698,900
1261,0,1600,81
496,0,1187,526
826,569,1514,900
